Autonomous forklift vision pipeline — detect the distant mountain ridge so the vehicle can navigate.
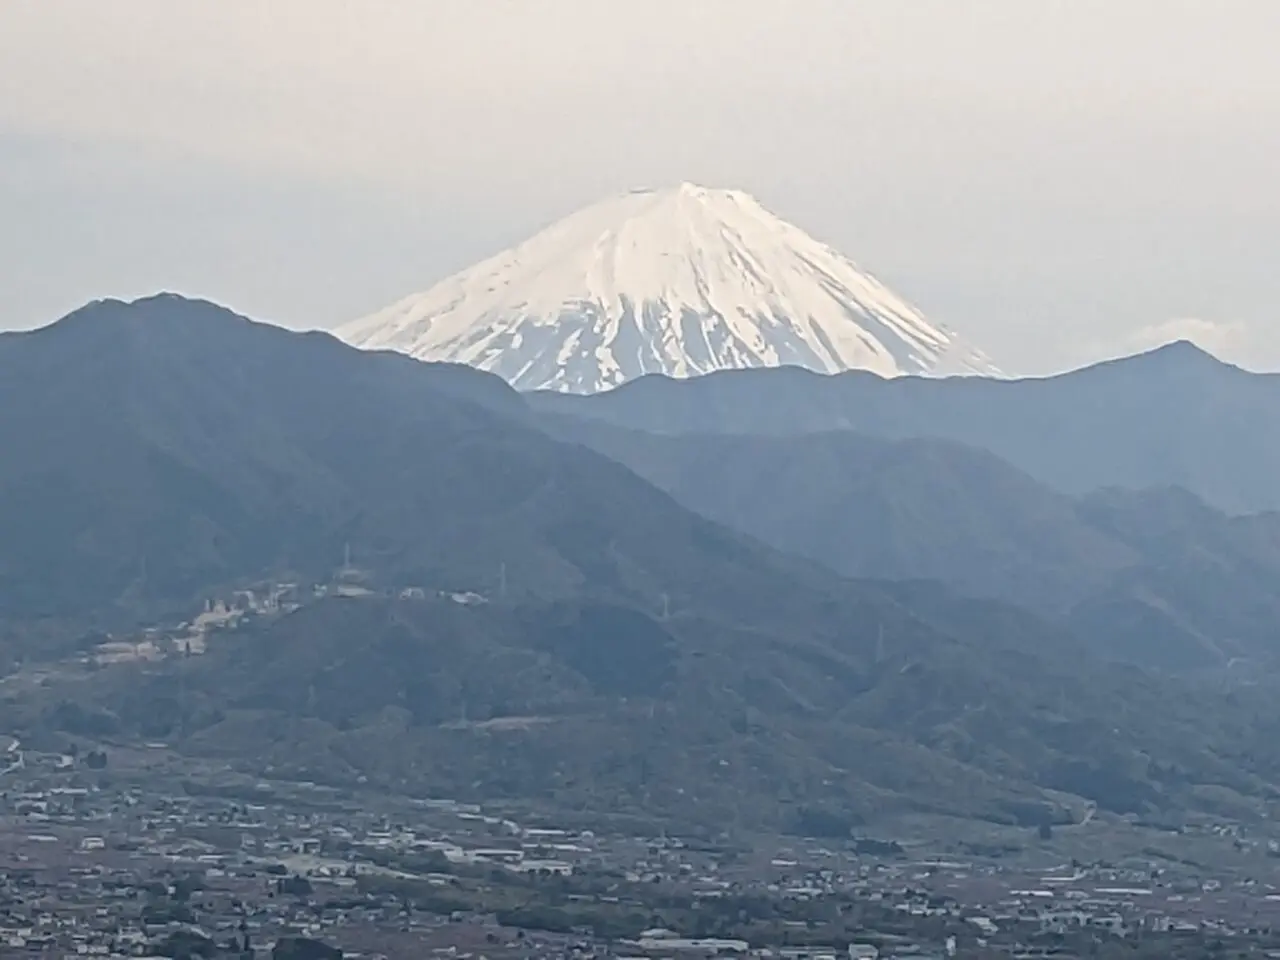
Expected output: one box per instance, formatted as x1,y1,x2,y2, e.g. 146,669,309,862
531,341,1280,515
542,416,1280,673
338,183,996,392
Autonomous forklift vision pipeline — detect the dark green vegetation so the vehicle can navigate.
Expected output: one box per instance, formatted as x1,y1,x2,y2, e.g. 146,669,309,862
529,342,1280,515
0,294,512,621
355,860,975,948
2,295,1280,831
271,937,342,960
30,590,1280,827
355,855,1280,959
541,418,1280,672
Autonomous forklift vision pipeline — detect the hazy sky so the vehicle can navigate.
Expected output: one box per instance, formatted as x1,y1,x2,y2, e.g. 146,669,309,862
2,1,1278,374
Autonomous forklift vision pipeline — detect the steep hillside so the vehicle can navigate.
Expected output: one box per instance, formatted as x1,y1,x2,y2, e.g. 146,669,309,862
543,418,1280,672
0,294,853,626
544,418,1133,612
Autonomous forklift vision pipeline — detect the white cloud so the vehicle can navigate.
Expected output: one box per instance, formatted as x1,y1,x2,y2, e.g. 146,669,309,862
1094,318,1279,372
1124,318,1249,360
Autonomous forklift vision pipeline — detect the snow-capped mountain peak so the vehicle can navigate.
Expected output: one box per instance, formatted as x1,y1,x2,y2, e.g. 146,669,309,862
338,184,996,392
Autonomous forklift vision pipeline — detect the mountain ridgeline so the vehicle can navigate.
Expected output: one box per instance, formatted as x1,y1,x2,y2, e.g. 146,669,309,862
531,344,1280,516
540,418,1280,673
2,294,1279,832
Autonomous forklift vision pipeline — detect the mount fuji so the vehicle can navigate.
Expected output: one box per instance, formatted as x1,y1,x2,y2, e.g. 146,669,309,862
338,183,997,393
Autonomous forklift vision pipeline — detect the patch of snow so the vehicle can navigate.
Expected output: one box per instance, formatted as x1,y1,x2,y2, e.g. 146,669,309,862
339,183,997,392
